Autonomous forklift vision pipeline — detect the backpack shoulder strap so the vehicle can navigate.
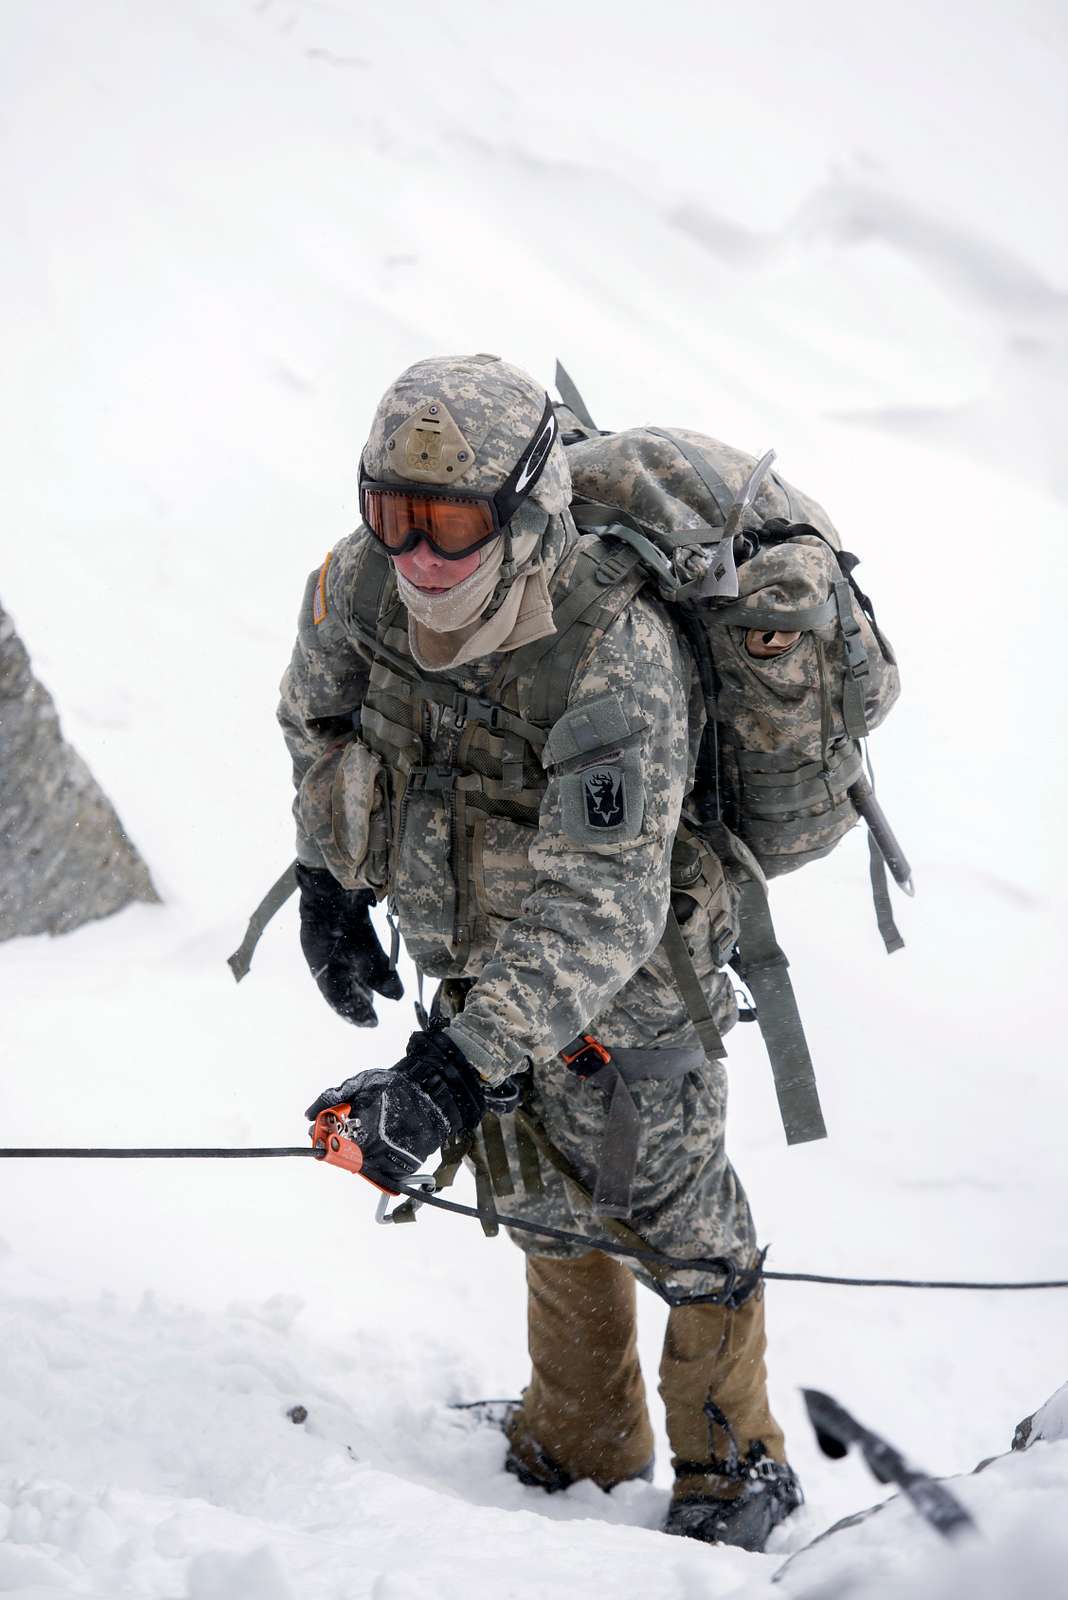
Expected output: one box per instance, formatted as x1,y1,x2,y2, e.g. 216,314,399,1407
498,537,646,729
344,535,395,649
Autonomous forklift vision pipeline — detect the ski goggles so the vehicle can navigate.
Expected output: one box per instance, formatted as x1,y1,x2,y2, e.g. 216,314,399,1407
359,394,558,561
359,479,504,560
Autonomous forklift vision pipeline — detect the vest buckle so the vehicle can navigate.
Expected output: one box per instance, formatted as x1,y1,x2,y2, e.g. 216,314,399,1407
452,694,501,732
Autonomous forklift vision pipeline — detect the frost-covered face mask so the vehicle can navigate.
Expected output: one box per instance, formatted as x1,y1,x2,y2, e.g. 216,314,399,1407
395,534,514,634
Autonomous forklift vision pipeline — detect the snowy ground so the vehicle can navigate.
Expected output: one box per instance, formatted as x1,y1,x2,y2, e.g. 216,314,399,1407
2,1,1067,1594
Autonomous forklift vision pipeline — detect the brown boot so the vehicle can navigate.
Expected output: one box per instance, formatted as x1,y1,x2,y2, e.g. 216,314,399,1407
659,1289,801,1549
506,1251,656,1491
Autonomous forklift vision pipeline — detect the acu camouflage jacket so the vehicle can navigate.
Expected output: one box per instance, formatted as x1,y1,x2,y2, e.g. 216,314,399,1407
278,519,736,1085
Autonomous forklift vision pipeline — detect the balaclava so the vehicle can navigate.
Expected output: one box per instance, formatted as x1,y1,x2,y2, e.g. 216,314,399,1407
360,354,572,670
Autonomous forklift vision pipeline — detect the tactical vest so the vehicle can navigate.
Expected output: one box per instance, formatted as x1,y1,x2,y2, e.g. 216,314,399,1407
305,527,738,1063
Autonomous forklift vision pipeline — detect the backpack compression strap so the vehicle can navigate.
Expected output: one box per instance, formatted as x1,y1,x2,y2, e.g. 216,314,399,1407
733,884,828,1144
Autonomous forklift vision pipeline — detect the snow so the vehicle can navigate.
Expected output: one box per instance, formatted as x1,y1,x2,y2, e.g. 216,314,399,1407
1024,1382,1068,1446
2,0,1067,1594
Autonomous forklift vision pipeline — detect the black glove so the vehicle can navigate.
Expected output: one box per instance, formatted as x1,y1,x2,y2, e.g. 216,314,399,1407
305,1027,486,1191
296,863,403,1026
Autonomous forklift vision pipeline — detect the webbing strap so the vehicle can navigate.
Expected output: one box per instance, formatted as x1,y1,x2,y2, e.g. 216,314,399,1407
349,566,550,755
499,544,644,732
401,1124,505,1234
770,471,797,521
647,429,731,525
739,744,859,778
569,506,683,578
360,631,548,755
497,543,636,693
740,762,862,817
467,1137,501,1237
511,1110,678,1293
434,1136,469,1191
227,862,298,982
480,1113,515,1197
581,1044,702,1217
390,1130,471,1223
660,909,727,1062
741,795,857,849
709,596,837,631
868,829,905,955
582,1065,642,1217
349,615,437,687
514,1117,544,1198
734,880,828,1145
833,579,871,740
349,538,393,637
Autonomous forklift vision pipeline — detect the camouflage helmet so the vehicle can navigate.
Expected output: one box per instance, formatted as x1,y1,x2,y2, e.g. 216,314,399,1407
361,353,571,516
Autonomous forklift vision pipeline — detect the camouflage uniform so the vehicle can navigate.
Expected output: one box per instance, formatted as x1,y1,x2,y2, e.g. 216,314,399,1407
279,519,756,1299
280,355,791,1505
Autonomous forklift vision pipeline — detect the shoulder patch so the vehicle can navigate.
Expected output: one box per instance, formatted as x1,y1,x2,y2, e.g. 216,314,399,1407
312,551,333,625
557,744,644,846
581,762,628,830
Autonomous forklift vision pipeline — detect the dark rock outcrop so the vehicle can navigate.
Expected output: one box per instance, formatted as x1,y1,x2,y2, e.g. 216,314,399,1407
0,600,159,940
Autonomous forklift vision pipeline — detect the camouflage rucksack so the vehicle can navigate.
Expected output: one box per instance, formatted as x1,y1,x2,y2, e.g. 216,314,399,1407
541,363,910,1144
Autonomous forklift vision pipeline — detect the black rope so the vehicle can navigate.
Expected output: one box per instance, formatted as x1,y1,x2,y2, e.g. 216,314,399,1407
1,1145,1066,1293
0,1148,314,1159
388,1180,1068,1293
392,1181,745,1296
760,1269,1068,1291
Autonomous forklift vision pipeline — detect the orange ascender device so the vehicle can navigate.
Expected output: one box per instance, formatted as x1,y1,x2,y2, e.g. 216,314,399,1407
309,1103,404,1200
309,1103,365,1175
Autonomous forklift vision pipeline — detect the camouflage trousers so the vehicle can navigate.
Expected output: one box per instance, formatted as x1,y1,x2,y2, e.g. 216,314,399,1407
472,1054,758,1303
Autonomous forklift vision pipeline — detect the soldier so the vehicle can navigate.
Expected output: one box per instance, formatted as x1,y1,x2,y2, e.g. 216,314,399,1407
280,354,803,1551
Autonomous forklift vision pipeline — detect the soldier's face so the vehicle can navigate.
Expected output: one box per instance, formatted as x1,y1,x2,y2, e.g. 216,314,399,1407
392,536,485,593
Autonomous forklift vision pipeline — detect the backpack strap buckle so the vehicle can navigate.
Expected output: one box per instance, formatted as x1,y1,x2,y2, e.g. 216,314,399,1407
833,579,870,680
407,765,456,794
709,908,737,968
593,548,637,586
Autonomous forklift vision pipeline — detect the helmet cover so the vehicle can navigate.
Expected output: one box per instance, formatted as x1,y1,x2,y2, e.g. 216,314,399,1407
361,353,571,515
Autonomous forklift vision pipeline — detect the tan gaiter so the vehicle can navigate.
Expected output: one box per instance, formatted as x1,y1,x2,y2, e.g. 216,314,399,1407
659,1290,787,1502
509,1252,655,1488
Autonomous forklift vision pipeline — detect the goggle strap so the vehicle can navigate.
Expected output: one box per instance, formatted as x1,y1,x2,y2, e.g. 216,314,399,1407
492,393,558,526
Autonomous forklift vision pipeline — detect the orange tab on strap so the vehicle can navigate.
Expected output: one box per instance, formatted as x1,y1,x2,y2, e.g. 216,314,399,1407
559,1034,613,1076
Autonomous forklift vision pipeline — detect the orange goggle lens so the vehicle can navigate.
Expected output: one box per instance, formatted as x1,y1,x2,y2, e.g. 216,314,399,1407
361,486,498,558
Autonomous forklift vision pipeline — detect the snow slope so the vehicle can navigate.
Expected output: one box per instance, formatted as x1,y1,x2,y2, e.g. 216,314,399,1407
2,0,1067,1594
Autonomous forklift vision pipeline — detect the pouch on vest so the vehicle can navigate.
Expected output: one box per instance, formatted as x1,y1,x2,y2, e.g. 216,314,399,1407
297,737,391,893
670,825,738,971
